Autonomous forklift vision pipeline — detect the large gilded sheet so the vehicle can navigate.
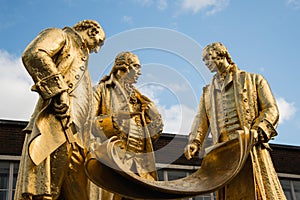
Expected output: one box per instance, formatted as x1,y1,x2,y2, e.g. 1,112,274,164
85,129,253,199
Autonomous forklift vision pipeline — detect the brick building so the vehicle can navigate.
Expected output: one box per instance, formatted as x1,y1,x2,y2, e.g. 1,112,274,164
1,119,299,200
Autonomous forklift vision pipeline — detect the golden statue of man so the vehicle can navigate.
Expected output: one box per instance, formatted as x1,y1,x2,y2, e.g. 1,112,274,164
184,42,286,200
15,20,105,200
89,51,163,199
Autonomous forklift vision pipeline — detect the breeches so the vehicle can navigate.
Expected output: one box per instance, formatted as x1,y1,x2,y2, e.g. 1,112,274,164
50,142,89,200
123,152,155,181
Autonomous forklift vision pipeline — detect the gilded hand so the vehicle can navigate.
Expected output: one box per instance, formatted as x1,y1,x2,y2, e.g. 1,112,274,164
184,142,199,160
53,91,70,118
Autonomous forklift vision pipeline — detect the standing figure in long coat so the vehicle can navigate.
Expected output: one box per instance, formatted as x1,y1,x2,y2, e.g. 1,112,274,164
89,51,163,199
184,42,286,200
15,20,105,200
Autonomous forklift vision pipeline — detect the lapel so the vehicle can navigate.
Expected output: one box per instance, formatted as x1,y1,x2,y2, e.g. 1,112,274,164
233,66,247,128
223,72,233,90
208,76,219,143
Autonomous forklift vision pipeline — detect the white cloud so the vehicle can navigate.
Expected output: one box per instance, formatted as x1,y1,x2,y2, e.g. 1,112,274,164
131,0,228,15
276,97,296,124
132,0,168,10
132,0,154,6
259,67,265,72
158,0,168,10
0,50,38,121
122,15,134,25
159,104,196,135
138,84,164,105
166,82,189,92
286,0,300,9
180,0,229,15
138,84,196,134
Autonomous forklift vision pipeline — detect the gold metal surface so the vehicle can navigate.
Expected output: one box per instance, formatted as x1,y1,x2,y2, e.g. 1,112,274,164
86,42,286,199
184,42,286,199
88,51,163,199
85,130,252,199
14,20,105,200
15,24,287,200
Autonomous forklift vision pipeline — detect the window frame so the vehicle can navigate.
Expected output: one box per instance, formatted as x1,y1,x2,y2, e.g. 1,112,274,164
278,173,300,200
0,155,20,200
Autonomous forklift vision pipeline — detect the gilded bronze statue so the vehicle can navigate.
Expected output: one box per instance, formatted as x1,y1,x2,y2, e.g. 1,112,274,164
184,42,286,199
84,43,286,200
14,20,105,200
86,51,163,199
15,19,286,200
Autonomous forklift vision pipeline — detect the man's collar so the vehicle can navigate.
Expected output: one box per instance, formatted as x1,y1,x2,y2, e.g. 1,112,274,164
63,26,86,50
213,65,234,90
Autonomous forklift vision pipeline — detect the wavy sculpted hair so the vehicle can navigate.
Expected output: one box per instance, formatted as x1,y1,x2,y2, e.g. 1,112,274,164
202,42,234,65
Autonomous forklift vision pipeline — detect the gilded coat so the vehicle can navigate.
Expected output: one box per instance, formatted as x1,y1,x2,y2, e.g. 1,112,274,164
89,74,163,200
15,27,93,198
189,65,285,199
92,74,163,170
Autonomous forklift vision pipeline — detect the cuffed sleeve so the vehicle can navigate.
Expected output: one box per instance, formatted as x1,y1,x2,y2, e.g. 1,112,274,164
252,76,279,141
22,28,68,99
31,73,68,99
188,87,209,145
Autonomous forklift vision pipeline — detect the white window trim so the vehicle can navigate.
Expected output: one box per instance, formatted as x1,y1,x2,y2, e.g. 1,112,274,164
278,173,300,179
0,155,21,161
156,163,200,170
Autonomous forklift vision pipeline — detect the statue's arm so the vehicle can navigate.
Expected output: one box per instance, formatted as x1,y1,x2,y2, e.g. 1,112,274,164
91,84,120,142
144,101,163,142
92,84,102,117
185,92,209,159
22,28,68,100
252,75,279,142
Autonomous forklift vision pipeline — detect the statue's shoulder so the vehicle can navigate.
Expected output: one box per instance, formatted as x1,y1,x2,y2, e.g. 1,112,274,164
240,69,265,83
94,81,107,92
37,27,65,38
135,89,152,103
43,27,63,32
202,84,210,93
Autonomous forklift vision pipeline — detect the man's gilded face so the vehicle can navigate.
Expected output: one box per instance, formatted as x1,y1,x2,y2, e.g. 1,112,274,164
127,56,141,84
202,49,218,73
86,27,105,53
202,48,229,74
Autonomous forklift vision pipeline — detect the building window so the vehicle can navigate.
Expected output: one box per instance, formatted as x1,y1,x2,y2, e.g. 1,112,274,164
280,179,300,200
191,193,215,200
157,167,300,200
0,160,19,200
0,159,298,200
294,180,300,200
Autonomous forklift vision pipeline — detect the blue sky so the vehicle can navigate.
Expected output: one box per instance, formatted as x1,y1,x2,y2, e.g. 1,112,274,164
1,0,300,146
